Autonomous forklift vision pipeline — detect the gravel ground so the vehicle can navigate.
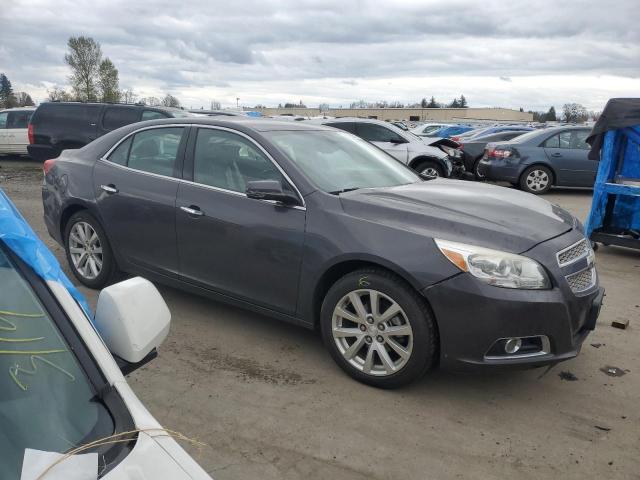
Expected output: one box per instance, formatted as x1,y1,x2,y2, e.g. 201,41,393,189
1,155,639,480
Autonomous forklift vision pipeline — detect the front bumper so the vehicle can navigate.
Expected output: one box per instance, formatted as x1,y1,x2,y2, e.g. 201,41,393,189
423,231,603,371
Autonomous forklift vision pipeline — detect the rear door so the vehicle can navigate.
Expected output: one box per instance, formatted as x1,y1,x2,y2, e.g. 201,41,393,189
176,126,305,314
99,106,141,135
5,110,31,154
542,129,593,186
354,122,409,162
93,125,188,275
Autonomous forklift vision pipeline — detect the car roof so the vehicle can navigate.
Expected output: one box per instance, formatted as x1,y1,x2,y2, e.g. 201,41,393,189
127,117,336,132
0,107,36,112
40,102,186,112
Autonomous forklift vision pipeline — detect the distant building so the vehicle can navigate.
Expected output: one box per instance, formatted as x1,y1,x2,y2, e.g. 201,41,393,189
250,107,533,122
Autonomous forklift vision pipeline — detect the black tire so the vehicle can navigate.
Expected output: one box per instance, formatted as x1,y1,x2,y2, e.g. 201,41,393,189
414,159,444,178
64,210,118,289
320,268,438,388
519,165,553,194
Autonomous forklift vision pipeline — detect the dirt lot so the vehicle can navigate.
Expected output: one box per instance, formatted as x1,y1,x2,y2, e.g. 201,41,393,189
1,156,639,480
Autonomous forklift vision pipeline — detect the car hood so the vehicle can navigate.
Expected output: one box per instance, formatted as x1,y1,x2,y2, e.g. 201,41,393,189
339,180,575,253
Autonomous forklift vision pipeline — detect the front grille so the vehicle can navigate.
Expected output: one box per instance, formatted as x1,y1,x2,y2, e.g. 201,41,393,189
566,267,596,294
557,238,590,267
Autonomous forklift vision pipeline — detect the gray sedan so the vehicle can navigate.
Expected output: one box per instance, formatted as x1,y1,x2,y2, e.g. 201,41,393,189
41,118,602,388
478,126,596,194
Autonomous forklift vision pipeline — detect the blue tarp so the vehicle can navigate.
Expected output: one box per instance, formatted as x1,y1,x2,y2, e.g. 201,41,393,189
0,188,92,316
585,125,640,237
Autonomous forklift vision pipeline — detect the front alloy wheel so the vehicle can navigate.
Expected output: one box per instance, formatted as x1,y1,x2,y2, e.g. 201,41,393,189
331,289,414,376
321,268,437,388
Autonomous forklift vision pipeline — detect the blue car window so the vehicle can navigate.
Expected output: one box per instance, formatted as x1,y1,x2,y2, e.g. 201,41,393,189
543,134,560,148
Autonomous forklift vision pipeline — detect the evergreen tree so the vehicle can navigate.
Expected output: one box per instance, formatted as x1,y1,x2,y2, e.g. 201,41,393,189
449,98,460,108
459,94,468,108
420,97,427,108
0,73,18,108
426,96,439,108
546,106,557,121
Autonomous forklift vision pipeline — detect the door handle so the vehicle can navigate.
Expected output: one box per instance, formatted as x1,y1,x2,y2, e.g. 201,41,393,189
551,152,562,157
100,184,118,194
180,205,204,216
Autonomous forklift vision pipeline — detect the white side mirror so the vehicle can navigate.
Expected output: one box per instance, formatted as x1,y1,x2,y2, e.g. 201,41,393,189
94,277,170,363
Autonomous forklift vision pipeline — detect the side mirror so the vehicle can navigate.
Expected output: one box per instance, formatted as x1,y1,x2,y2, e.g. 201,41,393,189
246,180,299,206
94,277,170,374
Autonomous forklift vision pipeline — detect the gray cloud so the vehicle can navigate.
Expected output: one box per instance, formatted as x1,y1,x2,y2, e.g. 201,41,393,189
0,0,638,109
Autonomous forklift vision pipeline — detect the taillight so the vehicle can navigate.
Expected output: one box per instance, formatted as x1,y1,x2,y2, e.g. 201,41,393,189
451,136,460,142
43,159,56,175
28,124,35,144
486,148,512,159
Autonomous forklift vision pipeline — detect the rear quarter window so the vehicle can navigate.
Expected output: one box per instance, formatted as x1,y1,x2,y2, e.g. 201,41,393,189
7,111,32,129
36,104,102,128
102,107,140,131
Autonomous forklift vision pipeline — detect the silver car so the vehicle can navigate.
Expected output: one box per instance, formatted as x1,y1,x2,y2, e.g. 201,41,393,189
314,118,453,177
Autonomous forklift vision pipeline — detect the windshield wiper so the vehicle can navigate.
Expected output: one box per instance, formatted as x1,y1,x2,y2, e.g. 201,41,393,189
329,187,361,195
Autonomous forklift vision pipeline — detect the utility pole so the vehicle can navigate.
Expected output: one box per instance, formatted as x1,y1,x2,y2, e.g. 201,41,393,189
236,97,240,109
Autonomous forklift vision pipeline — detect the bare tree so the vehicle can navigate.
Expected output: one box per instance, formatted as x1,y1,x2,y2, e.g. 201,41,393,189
210,100,221,110
162,94,180,108
121,89,137,104
65,36,103,101
140,96,161,106
562,103,588,123
47,86,73,102
98,58,120,102
16,92,35,106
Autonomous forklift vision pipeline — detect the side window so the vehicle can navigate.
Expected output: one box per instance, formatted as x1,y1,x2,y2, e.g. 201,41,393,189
142,110,169,121
0,112,8,129
327,122,356,134
572,130,590,150
107,136,132,165
356,123,405,143
542,134,560,148
102,107,140,131
558,131,572,148
193,128,286,193
128,127,184,177
7,111,32,129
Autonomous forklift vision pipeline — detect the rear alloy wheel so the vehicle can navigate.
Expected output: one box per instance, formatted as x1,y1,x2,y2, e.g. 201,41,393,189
321,269,437,388
65,211,117,288
415,160,444,179
520,165,552,194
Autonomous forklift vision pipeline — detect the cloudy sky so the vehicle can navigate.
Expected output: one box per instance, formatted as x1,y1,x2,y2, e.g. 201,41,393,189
1,0,638,111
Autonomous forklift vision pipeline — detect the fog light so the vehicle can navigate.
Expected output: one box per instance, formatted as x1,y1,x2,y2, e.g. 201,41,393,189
504,338,522,354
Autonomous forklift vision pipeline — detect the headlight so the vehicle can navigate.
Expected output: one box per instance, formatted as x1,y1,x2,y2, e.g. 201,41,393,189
435,239,551,289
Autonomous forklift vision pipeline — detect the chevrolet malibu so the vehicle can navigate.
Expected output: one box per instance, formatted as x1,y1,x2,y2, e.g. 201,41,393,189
42,118,603,388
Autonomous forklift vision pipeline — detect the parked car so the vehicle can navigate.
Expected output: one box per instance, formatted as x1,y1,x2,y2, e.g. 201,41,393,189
0,107,35,156
478,126,596,194
0,189,211,480
424,125,475,138
313,117,453,178
27,102,199,162
410,123,449,137
451,125,533,142
459,130,532,178
42,118,603,388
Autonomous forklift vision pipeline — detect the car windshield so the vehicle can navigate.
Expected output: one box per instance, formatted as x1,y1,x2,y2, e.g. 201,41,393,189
265,130,420,193
0,245,113,479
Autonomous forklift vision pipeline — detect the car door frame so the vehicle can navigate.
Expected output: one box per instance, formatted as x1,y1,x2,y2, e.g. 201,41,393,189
540,129,593,186
176,124,307,314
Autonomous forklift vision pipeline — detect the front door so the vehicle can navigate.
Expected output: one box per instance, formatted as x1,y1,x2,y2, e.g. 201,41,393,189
93,126,187,275
176,126,305,314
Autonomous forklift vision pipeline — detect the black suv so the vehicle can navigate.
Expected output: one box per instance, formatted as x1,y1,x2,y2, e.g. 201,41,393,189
27,102,198,161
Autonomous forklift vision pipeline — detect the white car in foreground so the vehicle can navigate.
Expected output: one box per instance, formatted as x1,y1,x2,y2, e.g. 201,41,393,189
0,107,34,155
0,189,211,479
